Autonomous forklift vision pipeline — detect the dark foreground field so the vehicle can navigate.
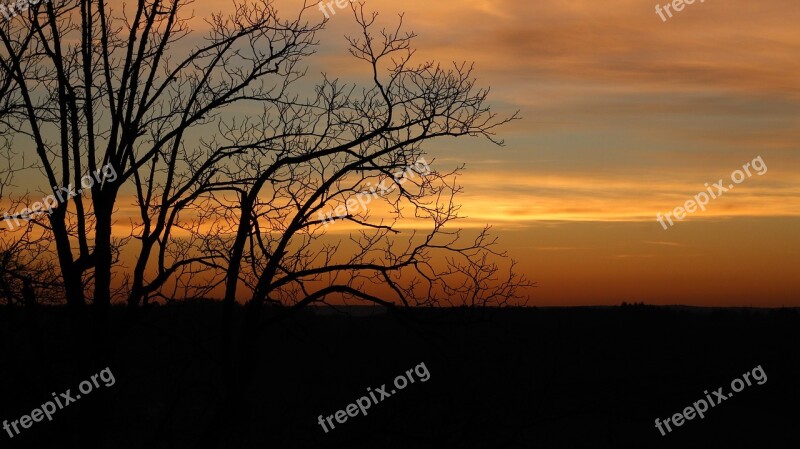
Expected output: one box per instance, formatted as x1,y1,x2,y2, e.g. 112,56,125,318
1,304,799,449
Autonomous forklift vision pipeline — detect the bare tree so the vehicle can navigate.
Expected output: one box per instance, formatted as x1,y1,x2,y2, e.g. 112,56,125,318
0,0,324,315
0,1,530,445
192,6,531,447
223,9,525,310
0,66,62,307
0,0,527,310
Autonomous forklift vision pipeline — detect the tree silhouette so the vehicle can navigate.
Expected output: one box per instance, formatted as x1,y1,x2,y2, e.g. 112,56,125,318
0,0,528,315
0,1,531,445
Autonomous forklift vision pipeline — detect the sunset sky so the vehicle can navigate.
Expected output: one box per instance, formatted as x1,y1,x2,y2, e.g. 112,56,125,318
272,0,799,306
206,0,798,306
4,0,798,306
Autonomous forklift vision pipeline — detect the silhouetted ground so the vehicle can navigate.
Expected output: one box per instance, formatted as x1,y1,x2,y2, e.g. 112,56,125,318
1,304,799,448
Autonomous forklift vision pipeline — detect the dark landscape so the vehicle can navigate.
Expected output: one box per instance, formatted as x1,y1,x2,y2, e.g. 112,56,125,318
2,305,798,448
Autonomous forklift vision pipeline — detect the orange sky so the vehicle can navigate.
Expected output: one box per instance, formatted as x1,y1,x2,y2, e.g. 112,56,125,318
190,0,799,305
4,0,799,305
